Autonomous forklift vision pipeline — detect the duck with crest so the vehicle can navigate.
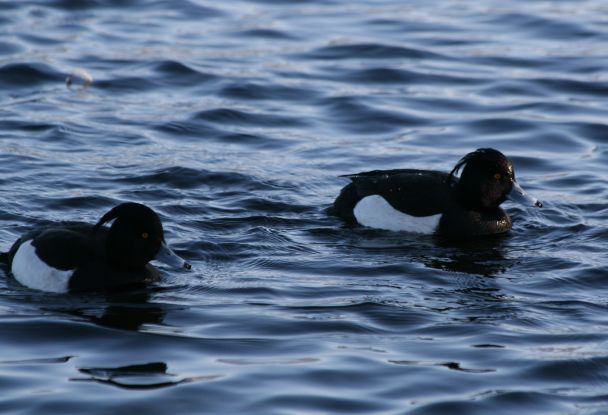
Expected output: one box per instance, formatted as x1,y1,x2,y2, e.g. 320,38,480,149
333,148,542,237
3,202,191,293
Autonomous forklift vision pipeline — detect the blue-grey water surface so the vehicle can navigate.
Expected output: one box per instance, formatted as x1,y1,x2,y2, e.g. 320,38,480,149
1,1,608,414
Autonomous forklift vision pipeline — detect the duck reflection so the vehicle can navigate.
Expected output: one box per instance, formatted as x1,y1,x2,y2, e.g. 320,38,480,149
52,288,169,331
74,361,218,390
425,235,512,277
343,228,512,277
91,290,167,330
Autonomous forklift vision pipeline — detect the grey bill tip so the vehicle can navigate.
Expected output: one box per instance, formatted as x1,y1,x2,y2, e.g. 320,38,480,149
155,243,192,270
508,180,542,208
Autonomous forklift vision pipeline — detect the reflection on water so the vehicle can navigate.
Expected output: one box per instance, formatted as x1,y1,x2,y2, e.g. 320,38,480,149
62,291,168,331
75,362,219,390
429,236,510,276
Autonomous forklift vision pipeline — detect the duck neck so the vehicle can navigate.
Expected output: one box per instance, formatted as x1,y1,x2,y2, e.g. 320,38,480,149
105,229,144,271
455,182,498,212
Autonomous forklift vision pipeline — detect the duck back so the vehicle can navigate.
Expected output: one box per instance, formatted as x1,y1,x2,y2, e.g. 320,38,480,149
333,169,454,222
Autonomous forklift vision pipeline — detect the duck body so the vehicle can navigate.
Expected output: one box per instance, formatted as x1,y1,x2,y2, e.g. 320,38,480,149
8,224,157,292
333,149,540,238
5,203,190,293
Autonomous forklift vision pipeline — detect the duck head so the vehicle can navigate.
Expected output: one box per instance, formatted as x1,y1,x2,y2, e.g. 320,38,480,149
449,148,542,211
93,202,191,271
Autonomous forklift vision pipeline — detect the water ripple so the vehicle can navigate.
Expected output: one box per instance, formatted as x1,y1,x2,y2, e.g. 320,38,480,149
0,0,607,414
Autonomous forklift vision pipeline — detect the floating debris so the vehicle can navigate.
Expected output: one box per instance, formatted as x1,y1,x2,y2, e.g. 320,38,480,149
66,68,93,89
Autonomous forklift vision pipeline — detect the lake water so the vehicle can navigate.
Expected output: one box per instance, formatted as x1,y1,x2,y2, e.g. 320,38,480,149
1,1,607,414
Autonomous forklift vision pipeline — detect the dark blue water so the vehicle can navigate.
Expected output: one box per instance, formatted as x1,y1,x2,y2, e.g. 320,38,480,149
1,1,607,413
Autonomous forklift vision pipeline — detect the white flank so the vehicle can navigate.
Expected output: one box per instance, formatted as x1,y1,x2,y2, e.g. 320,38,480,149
12,240,72,293
353,195,440,234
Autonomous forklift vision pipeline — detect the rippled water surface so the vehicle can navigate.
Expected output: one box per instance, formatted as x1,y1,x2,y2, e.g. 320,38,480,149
1,1,608,413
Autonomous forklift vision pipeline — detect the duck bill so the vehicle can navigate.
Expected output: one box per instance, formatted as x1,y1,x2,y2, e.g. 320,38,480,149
508,180,543,208
155,243,192,270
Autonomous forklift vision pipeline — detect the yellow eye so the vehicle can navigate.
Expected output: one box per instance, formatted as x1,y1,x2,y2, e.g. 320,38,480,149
494,173,502,180
141,232,149,239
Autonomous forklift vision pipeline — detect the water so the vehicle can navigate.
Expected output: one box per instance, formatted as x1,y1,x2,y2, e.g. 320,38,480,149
1,0,607,413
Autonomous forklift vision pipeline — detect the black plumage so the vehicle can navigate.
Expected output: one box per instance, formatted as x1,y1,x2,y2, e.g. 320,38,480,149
333,148,540,237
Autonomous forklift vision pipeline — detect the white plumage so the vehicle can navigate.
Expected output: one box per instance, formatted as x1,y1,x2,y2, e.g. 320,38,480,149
12,240,72,293
353,195,440,234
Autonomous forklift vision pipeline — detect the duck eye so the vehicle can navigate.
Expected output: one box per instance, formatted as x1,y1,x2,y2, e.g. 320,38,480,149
141,232,149,239
494,173,502,180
